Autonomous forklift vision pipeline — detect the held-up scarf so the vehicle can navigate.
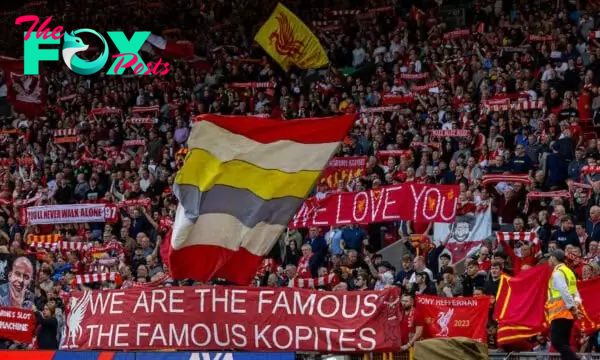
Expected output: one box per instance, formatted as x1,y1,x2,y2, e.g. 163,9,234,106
118,198,151,209
27,233,63,245
496,232,539,245
581,166,600,176
569,182,592,199
73,272,123,286
122,139,146,147
229,82,276,89
429,129,470,137
524,190,573,212
399,72,429,80
381,94,415,106
79,156,109,167
355,115,382,126
84,241,125,260
0,157,34,166
360,106,401,113
528,35,555,42
131,273,170,288
88,107,123,120
443,29,471,40
411,141,441,149
131,105,159,114
128,117,156,125
412,82,439,93
288,273,340,288
376,150,412,159
481,174,532,186
29,241,89,251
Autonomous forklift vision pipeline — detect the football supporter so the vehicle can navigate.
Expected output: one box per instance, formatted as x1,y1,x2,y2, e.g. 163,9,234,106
0,0,599,355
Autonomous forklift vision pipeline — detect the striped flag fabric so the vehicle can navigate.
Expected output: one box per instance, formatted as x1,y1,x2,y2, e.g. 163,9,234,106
170,113,355,284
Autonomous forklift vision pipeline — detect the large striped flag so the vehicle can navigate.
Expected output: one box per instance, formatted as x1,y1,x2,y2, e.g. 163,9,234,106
170,113,355,284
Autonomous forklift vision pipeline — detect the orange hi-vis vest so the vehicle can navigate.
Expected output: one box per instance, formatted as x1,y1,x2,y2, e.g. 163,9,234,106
546,263,578,322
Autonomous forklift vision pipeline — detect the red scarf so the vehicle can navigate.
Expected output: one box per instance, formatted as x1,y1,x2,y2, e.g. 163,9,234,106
297,255,312,278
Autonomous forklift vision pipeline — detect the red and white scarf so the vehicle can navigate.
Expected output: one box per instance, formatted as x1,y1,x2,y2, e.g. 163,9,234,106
399,72,429,80
229,82,275,89
443,29,471,40
29,241,89,252
524,190,573,212
131,273,170,288
288,273,340,288
496,232,539,245
481,174,532,186
73,272,123,286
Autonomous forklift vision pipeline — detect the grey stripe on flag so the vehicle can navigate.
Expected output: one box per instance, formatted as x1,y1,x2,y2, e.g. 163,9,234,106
173,183,304,227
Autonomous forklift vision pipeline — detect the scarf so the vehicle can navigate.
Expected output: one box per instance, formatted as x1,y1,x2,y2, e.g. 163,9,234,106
229,82,275,89
73,272,123,286
481,174,532,186
131,273,170,288
288,273,340,288
443,29,471,40
29,241,88,252
27,233,62,245
496,232,539,245
399,73,429,80
525,190,573,212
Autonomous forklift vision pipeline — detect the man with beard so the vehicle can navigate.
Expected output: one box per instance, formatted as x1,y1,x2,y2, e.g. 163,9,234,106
0,256,34,309
400,294,423,352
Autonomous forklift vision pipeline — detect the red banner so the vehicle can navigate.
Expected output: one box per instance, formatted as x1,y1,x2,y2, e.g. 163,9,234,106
0,56,46,117
0,307,35,344
63,286,402,351
415,295,490,342
289,184,459,228
318,156,367,188
20,203,119,225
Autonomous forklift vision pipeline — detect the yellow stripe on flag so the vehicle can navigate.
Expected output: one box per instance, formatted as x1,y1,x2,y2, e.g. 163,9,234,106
254,3,329,71
176,148,320,200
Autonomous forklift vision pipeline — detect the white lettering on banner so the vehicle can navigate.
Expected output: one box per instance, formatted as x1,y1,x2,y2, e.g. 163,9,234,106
335,194,351,225
86,321,378,350
91,289,380,318
0,321,29,331
410,184,457,221
381,186,401,220
75,289,388,351
422,188,441,221
416,296,478,307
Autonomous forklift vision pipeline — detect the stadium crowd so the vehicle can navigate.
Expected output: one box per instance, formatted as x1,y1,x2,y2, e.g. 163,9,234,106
1,0,600,355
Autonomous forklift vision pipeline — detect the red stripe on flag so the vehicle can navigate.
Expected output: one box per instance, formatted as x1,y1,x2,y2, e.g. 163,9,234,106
169,244,262,285
194,114,356,144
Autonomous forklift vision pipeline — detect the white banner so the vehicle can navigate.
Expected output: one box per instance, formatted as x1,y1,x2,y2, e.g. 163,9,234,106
433,206,492,262
22,204,119,225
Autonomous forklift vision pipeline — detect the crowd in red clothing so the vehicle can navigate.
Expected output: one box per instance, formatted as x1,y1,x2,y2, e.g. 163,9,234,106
0,0,600,354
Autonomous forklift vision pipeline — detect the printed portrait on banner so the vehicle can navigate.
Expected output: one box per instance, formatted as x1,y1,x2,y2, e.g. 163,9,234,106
433,206,492,263
0,253,37,309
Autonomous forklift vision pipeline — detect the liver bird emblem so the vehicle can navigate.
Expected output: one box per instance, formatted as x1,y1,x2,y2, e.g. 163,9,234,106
66,290,92,348
436,308,454,337
269,13,304,58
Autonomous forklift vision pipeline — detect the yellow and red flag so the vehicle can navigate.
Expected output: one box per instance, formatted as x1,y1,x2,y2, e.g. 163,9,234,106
254,3,329,71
